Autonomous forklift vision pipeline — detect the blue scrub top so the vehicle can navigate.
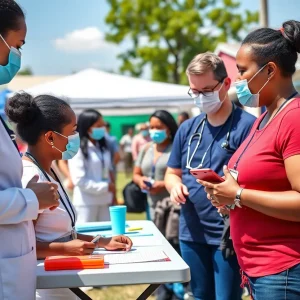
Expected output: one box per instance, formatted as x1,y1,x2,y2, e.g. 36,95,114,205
167,107,256,245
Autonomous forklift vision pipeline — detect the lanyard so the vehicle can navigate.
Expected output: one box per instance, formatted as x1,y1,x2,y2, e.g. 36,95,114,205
186,103,235,169
24,152,76,228
233,91,298,170
151,143,170,178
94,147,108,179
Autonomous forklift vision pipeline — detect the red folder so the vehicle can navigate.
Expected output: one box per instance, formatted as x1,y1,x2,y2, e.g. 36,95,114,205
44,255,105,271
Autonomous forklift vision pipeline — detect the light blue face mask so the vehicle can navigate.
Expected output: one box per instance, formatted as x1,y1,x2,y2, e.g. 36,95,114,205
52,132,80,160
141,129,149,137
0,34,21,85
89,127,105,140
149,129,168,144
235,64,270,108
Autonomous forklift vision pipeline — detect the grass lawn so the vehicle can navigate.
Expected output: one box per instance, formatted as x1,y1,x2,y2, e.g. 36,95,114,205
86,172,250,300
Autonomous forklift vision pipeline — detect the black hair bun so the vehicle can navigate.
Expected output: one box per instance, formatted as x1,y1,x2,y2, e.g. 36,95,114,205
282,20,300,53
5,92,39,126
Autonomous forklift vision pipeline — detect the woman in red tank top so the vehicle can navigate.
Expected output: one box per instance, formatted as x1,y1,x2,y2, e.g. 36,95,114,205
198,20,300,300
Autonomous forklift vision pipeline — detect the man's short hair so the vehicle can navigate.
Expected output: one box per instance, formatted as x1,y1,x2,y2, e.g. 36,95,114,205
186,52,228,82
179,111,190,119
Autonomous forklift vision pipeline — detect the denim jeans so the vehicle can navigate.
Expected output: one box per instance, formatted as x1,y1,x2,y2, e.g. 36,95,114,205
248,263,300,300
180,240,242,300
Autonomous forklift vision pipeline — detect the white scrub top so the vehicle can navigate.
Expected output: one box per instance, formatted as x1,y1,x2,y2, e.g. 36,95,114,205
22,160,79,300
22,160,77,242
0,120,39,300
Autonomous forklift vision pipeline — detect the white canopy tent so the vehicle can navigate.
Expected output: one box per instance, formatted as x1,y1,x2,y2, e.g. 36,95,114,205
22,68,191,110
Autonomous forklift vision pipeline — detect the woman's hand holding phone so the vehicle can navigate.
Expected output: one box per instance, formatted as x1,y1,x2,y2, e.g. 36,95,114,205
197,166,241,207
139,176,150,191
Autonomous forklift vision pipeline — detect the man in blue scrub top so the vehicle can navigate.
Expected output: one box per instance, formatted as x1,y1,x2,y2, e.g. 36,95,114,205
165,52,256,300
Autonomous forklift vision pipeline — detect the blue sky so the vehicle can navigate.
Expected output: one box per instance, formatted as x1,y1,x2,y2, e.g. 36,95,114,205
17,0,300,76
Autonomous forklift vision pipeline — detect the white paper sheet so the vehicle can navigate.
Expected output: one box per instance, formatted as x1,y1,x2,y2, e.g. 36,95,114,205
104,250,168,265
93,248,138,255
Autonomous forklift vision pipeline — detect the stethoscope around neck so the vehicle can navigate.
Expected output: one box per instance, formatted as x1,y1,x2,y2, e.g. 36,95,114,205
186,103,235,170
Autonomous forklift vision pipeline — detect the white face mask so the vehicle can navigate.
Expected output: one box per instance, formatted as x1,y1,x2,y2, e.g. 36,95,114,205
192,82,224,114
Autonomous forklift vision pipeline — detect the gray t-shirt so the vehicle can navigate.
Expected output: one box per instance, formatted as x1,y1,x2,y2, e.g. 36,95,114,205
135,143,172,210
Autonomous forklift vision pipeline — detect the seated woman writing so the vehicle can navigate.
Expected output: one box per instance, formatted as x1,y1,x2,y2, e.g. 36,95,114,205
5,92,132,300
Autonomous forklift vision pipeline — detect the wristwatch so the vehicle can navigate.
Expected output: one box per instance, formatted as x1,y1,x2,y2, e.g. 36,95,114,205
234,188,244,208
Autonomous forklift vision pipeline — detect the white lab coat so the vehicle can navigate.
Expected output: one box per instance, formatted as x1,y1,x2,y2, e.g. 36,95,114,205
0,121,39,300
68,141,113,222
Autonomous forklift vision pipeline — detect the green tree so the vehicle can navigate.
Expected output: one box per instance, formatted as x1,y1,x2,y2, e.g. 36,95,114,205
105,0,258,84
18,66,33,75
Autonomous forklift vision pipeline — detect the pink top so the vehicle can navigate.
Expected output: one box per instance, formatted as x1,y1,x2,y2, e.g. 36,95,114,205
132,134,151,161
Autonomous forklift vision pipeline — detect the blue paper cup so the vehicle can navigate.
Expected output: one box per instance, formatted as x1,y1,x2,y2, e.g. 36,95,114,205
109,205,127,235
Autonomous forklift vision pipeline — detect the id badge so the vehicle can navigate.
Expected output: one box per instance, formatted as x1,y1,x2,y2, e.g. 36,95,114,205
229,169,239,181
71,227,77,240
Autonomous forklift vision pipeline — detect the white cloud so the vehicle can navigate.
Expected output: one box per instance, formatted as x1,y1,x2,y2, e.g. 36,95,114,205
54,27,116,53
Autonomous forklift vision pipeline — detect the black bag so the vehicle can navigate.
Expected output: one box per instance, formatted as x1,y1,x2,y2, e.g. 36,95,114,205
122,142,152,213
122,181,147,213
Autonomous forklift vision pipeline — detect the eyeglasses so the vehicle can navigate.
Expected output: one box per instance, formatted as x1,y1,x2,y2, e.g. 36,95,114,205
188,80,224,98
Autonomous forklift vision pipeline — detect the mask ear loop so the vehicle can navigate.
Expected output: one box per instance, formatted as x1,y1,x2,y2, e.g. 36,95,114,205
53,131,68,139
257,77,271,94
248,64,269,84
46,132,65,155
0,34,10,50
51,143,63,153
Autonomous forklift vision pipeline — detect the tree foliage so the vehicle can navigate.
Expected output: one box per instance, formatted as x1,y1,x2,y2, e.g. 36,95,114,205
18,66,33,76
105,0,258,84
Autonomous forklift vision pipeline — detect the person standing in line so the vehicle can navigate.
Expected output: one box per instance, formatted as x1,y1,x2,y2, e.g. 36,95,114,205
120,127,134,176
177,111,190,126
132,122,151,161
68,109,116,223
200,21,300,300
104,121,121,174
133,111,178,220
165,52,256,300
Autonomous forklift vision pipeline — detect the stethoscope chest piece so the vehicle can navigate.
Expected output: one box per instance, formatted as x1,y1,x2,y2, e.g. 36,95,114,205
221,140,229,149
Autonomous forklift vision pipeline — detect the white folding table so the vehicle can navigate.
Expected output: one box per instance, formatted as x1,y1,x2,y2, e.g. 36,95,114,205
36,220,191,300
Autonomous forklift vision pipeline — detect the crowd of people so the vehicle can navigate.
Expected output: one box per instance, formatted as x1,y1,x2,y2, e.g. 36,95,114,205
1,1,300,300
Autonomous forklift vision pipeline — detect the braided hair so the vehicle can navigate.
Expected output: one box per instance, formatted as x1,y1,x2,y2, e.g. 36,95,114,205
242,20,300,77
0,0,24,37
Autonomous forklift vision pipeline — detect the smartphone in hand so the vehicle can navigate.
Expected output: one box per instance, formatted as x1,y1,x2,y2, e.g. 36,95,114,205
190,168,224,183
143,180,153,189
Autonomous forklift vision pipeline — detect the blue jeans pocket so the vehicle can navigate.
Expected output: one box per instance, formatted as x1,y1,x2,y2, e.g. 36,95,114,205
248,264,300,300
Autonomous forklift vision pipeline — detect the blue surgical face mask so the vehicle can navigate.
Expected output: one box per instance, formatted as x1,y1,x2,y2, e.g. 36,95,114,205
141,129,149,137
235,64,270,108
89,127,105,140
52,132,80,160
149,129,168,144
0,34,21,85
